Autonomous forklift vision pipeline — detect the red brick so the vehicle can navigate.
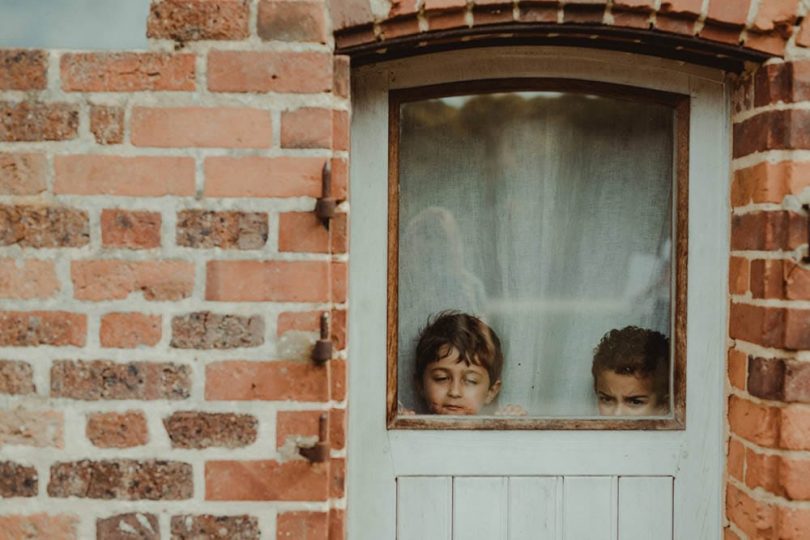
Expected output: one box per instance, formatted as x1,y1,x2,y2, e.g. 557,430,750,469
277,511,328,540
0,205,89,248
329,508,345,540
613,0,654,10
49,460,192,500
784,360,810,402
778,507,810,539
733,110,810,157
0,50,46,90
798,17,810,48
743,31,788,56
208,50,332,93
54,155,195,197
0,361,35,395
0,102,78,142
277,309,347,350
728,348,747,390
72,260,194,301
276,409,345,449
86,411,149,448
729,256,749,295
379,17,422,41
785,309,810,349
331,157,349,200
0,258,59,299
428,9,471,31
100,312,162,349
748,356,785,400
331,359,346,402
654,13,697,35
333,56,350,99
258,0,327,43
281,108,332,149
0,153,46,195
780,404,810,450
728,394,781,447
61,52,194,92
610,10,651,28
206,360,329,401
780,457,810,500
753,0,799,34
0,409,63,447
658,0,702,17
0,461,38,497
171,515,258,539
206,260,347,302
726,483,776,539
563,4,606,24
754,63,793,107
148,0,249,41
706,0,750,26
330,0,374,30
333,110,349,151
163,411,257,449
176,210,268,249
204,156,325,198
279,212,348,254
730,211,805,251
699,24,743,45
97,513,159,540
101,209,161,250
0,514,78,540
744,446,781,494
206,460,328,501
727,437,745,480
90,106,124,145
724,526,741,540
330,457,345,498
52,360,190,401
170,311,265,349
785,261,810,300
729,302,785,348
750,259,784,299
733,162,810,206
131,107,272,148
0,311,85,347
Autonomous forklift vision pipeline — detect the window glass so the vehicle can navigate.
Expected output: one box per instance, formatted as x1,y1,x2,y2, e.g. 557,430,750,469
395,89,674,419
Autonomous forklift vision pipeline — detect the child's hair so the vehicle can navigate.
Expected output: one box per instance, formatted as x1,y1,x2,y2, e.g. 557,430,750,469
592,326,670,398
414,311,503,387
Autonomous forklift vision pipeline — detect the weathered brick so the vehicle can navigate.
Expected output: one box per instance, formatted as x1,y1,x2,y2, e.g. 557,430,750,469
784,361,810,403
206,361,328,401
277,512,328,540
164,412,257,449
205,460,328,501
329,508,345,540
330,0,374,30
562,4,606,24
780,457,810,500
658,0,702,17
0,311,86,347
0,461,37,497
281,108,332,149
781,404,810,450
729,303,785,348
0,361,35,395
208,51,332,93
0,409,63,447
276,409,345,450
54,155,196,197
728,394,781,447
0,205,89,248
97,513,159,540
279,212,348,254
204,156,325,198
730,211,805,251
278,309,347,350
750,259,785,299
729,256,749,295
0,153,47,195
148,0,249,41
90,106,124,145
744,446,781,494
785,309,810,349
171,514,259,540
748,356,785,400
330,457,345,498
101,210,162,250
61,52,195,92
0,102,78,142
753,63,805,107
100,312,161,349
72,260,194,301
176,210,267,249
743,31,788,56
798,17,810,48
0,514,78,540
171,312,264,350
728,348,747,390
753,0,799,34
0,259,59,299
0,50,47,90
727,437,745,480
131,107,272,148
726,483,776,539
206,260,347,302
258,0,327,43
86,411,149,448
49,460,193,500
51,360,190,400
331,359,346,402
733,110,810,157
333,56,350,99
778,506,810,539
785,261,810,300
705,0,750,26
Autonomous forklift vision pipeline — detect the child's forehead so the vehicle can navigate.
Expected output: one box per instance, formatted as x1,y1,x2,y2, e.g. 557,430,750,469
596,369,656,393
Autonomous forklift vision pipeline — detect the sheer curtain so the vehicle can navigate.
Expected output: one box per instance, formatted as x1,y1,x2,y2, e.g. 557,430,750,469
396,91,673,416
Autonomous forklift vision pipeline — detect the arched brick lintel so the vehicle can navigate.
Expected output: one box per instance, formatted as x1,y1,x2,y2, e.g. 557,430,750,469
332,0,807,70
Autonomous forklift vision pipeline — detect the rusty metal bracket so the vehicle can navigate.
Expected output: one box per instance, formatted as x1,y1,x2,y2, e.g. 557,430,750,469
311,312,333,365
314,161,337,228
803,205,810,264
298,413,329,463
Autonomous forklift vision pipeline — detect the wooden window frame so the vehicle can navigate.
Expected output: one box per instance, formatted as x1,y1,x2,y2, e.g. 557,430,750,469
386,78,690,430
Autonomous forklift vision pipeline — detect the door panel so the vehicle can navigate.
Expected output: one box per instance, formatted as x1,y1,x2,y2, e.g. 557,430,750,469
453,477,508,540
508,477,560,540
397,477,452,540
618,477,673,540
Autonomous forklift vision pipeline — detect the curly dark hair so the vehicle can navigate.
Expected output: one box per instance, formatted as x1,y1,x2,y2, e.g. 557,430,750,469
592,326,670,398
414,311,503,387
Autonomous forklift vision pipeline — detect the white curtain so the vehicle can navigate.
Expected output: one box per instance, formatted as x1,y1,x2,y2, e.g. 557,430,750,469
397,92,673,416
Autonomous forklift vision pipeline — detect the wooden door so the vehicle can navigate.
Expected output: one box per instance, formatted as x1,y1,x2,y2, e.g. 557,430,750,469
348,47,728,540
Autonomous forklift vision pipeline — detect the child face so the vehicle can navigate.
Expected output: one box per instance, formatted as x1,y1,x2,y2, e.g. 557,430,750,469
420,345,501,415
595,370,665,416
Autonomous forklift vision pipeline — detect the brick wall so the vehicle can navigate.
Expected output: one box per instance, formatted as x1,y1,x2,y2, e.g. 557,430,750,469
0,0,348,538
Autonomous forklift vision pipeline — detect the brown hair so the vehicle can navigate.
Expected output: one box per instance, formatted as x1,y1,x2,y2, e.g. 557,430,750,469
414,311,503,387
592,326,670,398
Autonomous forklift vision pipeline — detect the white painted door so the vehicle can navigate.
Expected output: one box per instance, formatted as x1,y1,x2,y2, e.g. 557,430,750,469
348,47,728,540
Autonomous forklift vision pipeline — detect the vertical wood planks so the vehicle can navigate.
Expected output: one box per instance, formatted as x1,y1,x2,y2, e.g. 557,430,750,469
618,477,673,540
453,477,508,540
563,476,617,540
508,477,561,540
397,477,452,540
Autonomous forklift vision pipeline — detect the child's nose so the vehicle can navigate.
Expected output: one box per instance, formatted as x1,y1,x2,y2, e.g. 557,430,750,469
448,379,462,397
